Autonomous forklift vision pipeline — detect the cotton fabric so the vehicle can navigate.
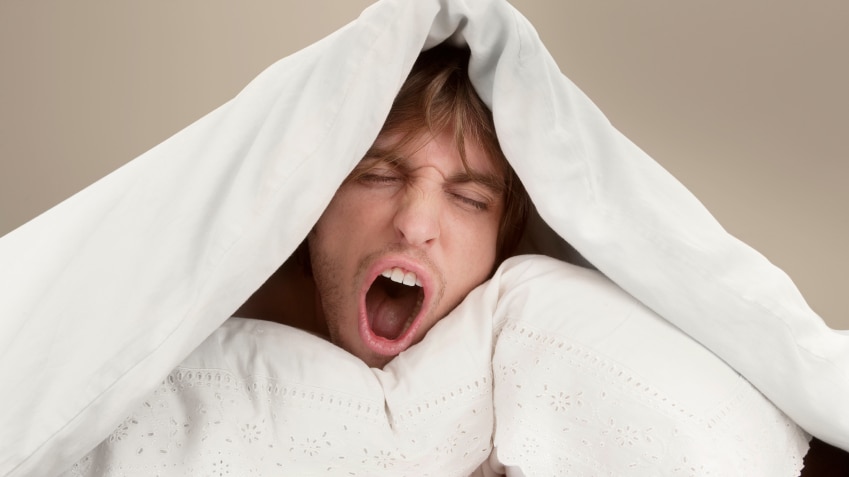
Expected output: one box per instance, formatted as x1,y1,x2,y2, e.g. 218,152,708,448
0,0,846,475
60,257,809,476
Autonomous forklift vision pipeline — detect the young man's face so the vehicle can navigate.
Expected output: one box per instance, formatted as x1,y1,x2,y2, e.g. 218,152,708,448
308,128,505,368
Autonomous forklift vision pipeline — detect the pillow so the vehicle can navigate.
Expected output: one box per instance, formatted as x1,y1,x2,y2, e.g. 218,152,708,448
61,256,809,477
488,256,810,475
3,0,845,473
61,302,499,476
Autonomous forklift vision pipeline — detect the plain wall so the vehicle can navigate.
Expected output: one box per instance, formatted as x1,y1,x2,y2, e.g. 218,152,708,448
1,0,846,328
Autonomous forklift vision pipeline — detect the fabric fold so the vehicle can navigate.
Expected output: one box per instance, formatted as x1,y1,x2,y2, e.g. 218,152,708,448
1,0,846,475
58,256,810,476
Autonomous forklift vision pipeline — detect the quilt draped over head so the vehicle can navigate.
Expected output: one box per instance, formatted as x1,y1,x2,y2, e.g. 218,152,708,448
0,0,847,475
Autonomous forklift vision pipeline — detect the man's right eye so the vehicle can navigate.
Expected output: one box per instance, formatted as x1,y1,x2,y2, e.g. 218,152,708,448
358,171,401,184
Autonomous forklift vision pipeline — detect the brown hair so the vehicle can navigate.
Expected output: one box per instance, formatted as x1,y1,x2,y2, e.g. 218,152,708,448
299,43,530,272
371,43,530,263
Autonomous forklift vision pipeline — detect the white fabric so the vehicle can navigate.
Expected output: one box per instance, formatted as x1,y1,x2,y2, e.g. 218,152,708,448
0,0,846,475
60,256,809,476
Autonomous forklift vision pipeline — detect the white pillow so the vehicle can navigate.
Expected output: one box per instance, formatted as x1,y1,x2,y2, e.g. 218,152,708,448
488,256,810,475
61,256,809,477
3,0,846,473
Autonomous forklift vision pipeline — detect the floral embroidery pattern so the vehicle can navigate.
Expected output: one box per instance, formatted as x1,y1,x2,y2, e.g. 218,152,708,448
491,320,809,476
60,318,808,477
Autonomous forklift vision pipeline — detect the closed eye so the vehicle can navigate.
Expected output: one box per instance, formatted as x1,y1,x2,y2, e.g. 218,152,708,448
358,172,401,185
448,192,489,211
353,162,404,186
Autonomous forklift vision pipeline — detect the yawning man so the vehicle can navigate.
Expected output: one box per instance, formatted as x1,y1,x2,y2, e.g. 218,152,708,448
238,43,530,368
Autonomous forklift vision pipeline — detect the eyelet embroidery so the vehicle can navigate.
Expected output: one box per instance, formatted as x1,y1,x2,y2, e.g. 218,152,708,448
61,366,493,477
491,320,809,476
60,318,809,477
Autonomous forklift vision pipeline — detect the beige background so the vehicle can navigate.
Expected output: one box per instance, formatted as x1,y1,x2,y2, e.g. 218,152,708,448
1,1,846,328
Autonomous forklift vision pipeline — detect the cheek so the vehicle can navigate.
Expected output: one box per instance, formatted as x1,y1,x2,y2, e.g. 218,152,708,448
451,215,501,282
309,187,392,273
313,189,363,238
319,186,390,229
308,196,355,271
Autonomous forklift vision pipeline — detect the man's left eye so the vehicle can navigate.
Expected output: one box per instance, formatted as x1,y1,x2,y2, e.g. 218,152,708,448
449,192,489,211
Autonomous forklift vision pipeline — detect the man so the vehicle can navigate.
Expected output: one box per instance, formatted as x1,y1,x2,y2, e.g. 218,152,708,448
237,44,530,368
2,1,841,474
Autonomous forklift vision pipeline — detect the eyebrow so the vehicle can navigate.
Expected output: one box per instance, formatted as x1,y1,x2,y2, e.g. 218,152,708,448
446,170,506,195
359,148,506,195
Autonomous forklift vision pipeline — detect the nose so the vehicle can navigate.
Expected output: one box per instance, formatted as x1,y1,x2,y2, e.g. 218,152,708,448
393,188,441,247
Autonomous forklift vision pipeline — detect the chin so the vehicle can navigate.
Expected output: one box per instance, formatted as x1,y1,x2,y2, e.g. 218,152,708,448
362,353,395,369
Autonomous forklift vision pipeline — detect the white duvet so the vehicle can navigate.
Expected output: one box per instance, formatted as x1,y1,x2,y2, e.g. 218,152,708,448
0,0,846,475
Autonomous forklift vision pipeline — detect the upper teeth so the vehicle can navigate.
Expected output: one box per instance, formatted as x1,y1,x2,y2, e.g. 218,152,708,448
381,267,422,287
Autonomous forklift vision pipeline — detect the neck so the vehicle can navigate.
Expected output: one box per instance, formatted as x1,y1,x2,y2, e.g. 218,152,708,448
232,258,329,337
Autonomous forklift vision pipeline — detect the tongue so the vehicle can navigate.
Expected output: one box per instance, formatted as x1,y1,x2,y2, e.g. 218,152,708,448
366,282,419,340
369,298,410,339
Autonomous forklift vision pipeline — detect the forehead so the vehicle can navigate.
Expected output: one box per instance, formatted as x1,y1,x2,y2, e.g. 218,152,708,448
366,128,506,180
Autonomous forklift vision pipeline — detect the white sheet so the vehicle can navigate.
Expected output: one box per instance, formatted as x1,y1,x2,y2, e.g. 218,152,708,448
0,0,846,475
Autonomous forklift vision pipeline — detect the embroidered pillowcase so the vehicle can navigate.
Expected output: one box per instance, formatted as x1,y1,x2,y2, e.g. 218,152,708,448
62,256,810,476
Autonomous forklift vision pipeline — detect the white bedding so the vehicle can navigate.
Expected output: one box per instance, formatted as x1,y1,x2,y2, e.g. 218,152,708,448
60,257,808,476
1,0,847,475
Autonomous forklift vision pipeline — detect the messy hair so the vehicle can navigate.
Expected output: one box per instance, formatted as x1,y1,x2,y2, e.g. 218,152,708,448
369,43,530,262
299,44,530,273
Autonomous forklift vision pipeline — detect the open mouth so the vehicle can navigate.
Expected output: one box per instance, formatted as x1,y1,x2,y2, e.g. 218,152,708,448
359,263,431,356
